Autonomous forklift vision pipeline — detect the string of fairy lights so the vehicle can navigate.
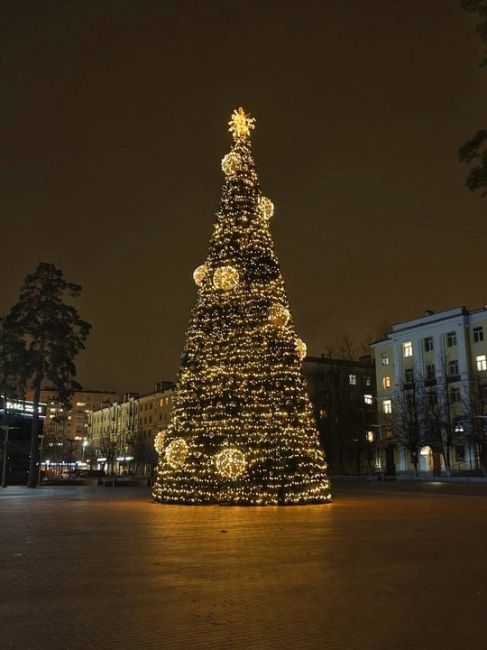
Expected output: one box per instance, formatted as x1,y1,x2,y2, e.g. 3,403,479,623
152,107,331,505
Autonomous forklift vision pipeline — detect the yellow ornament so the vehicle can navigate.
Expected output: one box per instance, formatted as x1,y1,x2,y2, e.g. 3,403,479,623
258,196,274,220
216,447,247,479
213,266,239,291
295,338,307,361
154,430,166,455
221,151,241,176
193,264,207,286
165,438,189,469
268,303,290,327
228,107,255,140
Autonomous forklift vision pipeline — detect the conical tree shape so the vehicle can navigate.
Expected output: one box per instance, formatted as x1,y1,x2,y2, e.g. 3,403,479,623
153,108,331,505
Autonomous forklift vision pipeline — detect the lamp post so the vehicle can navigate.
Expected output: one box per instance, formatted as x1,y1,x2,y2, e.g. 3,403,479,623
37,434,45,486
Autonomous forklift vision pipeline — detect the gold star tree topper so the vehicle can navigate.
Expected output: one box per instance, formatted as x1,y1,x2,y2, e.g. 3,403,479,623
228,107,256,140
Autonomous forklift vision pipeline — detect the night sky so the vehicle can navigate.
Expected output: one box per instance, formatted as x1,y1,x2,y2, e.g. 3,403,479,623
2,0,487,394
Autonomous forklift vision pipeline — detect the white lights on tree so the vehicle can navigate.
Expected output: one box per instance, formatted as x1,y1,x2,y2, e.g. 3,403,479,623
268,303,290,327
221,151,241,176
295,338,307,361
165,438,189,469
152,107,331,506
154,431,166,455
258,196,274,220
213,266,239,291
216,447,247,479
193,264,207,286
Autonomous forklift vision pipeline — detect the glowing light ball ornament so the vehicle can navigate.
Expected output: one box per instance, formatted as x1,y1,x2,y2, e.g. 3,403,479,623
193,264,207,286
268,303,290,327
154,431,166,455
295,338,307,361
165,438,189,469
222,151,241,176
258,196,274,220
216,447,247,479
213,266,239,291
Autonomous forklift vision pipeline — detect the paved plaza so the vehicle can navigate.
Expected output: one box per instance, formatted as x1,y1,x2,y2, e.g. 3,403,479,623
1,481,487,650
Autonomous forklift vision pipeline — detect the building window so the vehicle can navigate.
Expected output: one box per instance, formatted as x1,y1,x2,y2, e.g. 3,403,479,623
455,445,466,462
427,391,437,406
404,368,414,384
425,364,435,380
382,376,391,390
448,360,459,376
474,326,484,343
381,353,390,366
349,374,356,385
477,355,487,372
364,394,373,405
424,337,434,352
449,387,461,403
446,332,457,347
383,400,392,414
403,342,413,357
365,377,371,387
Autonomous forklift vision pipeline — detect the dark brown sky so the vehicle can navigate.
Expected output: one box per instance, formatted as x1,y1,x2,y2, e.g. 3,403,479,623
2,0,487,394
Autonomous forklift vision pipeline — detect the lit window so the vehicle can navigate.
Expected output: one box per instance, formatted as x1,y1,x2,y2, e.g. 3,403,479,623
424,337,434,352
382,376,391,390
349,374,357,385
364,394,373,405
474,327,484,343
446,332,457,347
365,377,371,386
366,431,374,443
403,342,413,357
319,408,327,419
448,360,459,376
381,353,390,366
76,402,86,407
477,355,487,372
383,400,392,414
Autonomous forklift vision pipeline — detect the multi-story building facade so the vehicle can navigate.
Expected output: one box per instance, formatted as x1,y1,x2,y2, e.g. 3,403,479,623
26,389,118,468
88,382,173,476
372,307,487,476
303,355,378,475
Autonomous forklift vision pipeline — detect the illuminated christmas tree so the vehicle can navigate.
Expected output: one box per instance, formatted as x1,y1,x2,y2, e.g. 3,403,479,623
152,108,331,505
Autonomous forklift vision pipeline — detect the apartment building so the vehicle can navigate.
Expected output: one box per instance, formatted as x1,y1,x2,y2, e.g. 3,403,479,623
26,389,118,465
372,306,487,476
303,355,378,475
88,382,173,475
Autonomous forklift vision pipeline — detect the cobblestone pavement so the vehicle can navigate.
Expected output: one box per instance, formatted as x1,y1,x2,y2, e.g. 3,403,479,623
1,483,487,650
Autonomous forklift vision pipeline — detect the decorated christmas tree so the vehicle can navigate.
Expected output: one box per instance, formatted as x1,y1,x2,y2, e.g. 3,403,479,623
153,108,331,505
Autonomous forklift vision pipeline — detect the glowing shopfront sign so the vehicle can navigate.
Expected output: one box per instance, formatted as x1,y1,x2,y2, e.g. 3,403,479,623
0,396,46,419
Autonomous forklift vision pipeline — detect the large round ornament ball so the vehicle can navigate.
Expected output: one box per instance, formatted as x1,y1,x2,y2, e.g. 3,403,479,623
165,438,189,469
268,303,290,327
154,430,166,455
258,196,274,220
221,151,241,176
213,266,239,291
295,338,307,361
216,447,247,479
193,264,207,286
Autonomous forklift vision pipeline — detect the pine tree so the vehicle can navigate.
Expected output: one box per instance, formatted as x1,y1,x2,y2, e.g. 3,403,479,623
153,108,331,505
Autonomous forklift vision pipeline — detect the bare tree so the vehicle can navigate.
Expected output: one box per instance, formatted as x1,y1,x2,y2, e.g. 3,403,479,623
393,380,428,476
